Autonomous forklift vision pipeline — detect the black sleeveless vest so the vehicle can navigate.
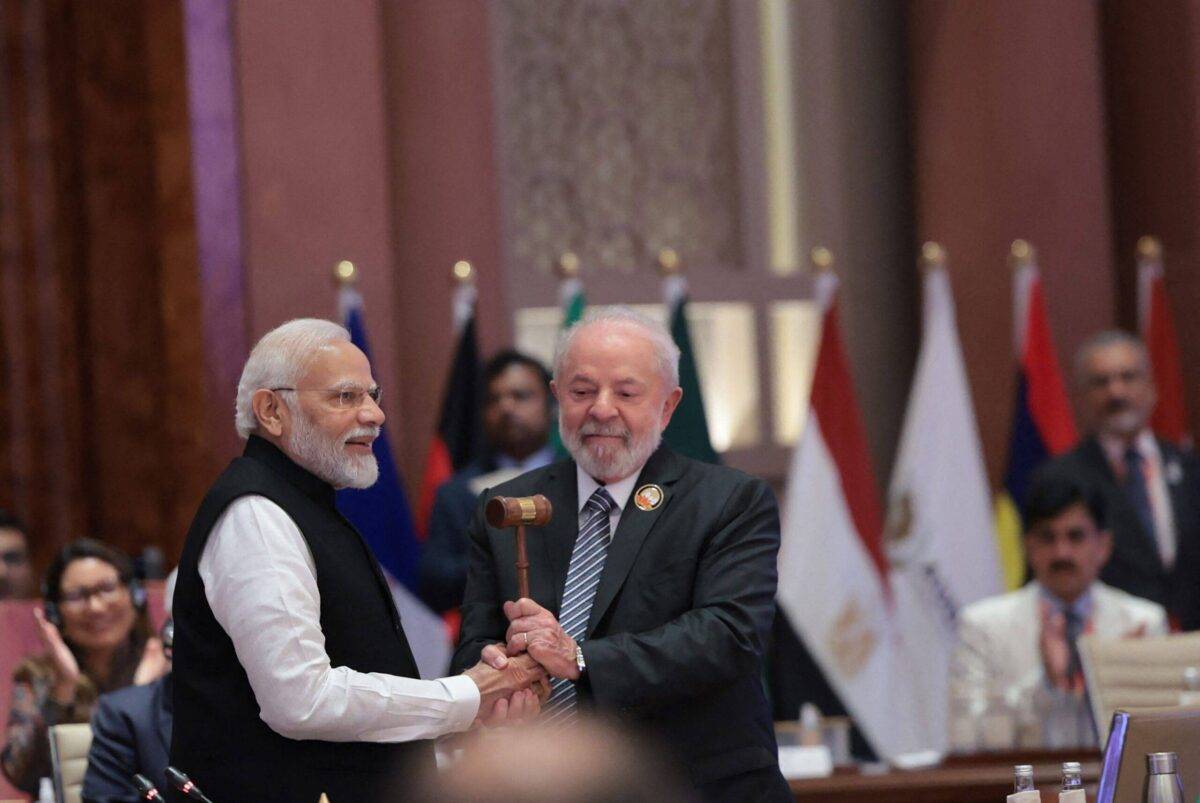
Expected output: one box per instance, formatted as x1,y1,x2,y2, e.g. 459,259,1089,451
170,436,432,802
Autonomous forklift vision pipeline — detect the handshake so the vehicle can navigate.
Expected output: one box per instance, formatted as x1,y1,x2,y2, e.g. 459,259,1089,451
461,597,581,726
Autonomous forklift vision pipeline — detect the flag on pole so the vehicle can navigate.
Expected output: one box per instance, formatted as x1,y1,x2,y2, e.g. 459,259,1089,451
415,274,486,536
336,279,451,676
550,253,586,457
661,260,719,464
994,241,1077,589
1137,236,1191,448
777,259,919,759
887,245,1003,751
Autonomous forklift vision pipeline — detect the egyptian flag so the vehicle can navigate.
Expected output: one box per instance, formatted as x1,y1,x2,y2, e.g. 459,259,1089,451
549,269,586,458
415,280,486,537
775,267,921,759
994,244,1077,588
661,272,719,464
1138,237,1191,448
337,285,451,675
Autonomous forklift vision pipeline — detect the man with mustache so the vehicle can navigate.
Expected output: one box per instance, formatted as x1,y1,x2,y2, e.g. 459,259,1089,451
420,351,555,612
1052,331,1200,630
453,308,790,802
170,319,546,803
949,465,1166,750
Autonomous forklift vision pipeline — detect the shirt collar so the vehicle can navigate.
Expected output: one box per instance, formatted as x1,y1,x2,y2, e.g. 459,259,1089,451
1035,580,1096,622
1099,428,1159,468
576,465,641,516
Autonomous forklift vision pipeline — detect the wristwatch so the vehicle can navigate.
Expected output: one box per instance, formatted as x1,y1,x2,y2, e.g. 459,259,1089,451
575,643,587,676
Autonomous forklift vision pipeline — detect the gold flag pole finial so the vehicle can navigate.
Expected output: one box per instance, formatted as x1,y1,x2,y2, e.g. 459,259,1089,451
1137,235,1162,261
452,259,474,284
657,248,681,275
920,241,947,272
810,246,834,272
334,260,357,285
1009,239,1035,269
556,251,580,279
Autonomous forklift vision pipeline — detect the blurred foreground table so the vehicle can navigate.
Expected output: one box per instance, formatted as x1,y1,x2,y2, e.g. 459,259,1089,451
790,750,1101,803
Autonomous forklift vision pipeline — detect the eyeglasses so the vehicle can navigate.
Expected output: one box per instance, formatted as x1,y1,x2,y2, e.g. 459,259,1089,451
270,385,383,410
0,549,28,567
58,579,128,610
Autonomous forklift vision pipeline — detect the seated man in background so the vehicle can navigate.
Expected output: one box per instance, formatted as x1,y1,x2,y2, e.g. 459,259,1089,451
949,465,1167,751
0,510,33,601
1053,330,1200,629
82,570,177,803
420,350,555,612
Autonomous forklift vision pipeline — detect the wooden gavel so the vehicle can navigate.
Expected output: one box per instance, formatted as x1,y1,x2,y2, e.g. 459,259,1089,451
485,494,552,599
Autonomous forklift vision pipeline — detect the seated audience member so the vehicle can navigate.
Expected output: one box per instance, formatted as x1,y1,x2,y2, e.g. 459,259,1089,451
82,570,176,803
949,466,1167,750
1,540,167,794
0,510,33,601
419,350,555,612
1054,330,1200,629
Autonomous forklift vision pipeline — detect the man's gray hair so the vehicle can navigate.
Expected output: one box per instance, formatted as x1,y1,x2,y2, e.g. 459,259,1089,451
1073,329,1149,385
553,306,681,388
234,318,350,438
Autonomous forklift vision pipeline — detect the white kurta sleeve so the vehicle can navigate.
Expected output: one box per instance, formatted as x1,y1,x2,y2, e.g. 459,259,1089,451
198,496,480,742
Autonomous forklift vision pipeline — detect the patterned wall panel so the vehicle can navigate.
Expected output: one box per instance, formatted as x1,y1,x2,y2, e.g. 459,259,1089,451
493,0,742,274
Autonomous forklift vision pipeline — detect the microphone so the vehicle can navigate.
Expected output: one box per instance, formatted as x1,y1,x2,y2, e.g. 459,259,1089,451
165,767,215,803
132,774,163,800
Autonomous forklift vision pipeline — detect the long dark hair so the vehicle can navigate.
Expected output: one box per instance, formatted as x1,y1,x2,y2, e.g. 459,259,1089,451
42,538,151,692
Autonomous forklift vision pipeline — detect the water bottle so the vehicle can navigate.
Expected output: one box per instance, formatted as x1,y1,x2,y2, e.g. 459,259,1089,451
37,777,54,803
1008,764,1042,802
1059,761,1086,802
1143,752,1185,803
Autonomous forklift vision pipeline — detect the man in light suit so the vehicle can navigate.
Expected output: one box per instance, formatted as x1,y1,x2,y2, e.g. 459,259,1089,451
1052,330,1200,630
949,465,1167,751
453,307,790,802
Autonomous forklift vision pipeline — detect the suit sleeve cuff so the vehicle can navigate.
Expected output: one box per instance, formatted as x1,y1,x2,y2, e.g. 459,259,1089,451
441,673,481,733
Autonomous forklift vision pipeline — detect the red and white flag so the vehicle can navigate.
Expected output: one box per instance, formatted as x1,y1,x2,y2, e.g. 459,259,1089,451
1138,238,1191,448
777,270,920,759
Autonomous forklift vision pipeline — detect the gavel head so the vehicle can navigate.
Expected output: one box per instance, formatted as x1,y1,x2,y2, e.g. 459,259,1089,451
486,494,553,528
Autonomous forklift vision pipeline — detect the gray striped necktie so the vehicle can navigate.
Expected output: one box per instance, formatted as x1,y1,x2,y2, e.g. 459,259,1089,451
544,486,615,722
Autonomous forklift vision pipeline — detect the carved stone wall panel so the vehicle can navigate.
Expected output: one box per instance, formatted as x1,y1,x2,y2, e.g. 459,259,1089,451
494,0,742,275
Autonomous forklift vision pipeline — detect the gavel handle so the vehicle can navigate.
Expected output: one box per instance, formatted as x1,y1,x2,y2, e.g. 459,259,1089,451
516,524,530,599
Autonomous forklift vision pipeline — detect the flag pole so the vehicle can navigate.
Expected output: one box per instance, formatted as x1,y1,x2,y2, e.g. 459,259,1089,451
919,241,946,273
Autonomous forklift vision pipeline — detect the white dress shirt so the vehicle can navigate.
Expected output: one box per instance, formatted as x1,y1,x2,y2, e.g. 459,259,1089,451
576,469,639,532
199,496,480,743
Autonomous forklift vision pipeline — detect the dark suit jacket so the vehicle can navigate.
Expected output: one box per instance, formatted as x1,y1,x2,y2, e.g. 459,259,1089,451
419,457,497,612
1054,437,1200,630
451,446,784,789
83,674,172,803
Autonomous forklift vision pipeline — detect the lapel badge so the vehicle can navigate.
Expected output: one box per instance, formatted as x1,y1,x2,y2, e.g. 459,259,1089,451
634,483,664,511
1166,459,1184,486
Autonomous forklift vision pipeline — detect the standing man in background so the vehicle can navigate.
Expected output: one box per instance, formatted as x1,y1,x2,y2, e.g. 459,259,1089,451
1053,331,1200,629
420,350,555,612
170,319,545,803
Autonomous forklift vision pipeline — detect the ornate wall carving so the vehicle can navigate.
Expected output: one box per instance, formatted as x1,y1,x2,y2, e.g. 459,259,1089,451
493,0,742,273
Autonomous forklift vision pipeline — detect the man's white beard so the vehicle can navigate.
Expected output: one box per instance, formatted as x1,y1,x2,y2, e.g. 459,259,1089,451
561,413,662,482
287,411,380,490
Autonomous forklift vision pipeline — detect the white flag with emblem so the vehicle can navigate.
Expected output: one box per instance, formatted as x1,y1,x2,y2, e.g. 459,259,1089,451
886,257,1002,751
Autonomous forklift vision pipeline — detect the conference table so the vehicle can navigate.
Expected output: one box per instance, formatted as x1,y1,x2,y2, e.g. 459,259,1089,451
789,750,1102,802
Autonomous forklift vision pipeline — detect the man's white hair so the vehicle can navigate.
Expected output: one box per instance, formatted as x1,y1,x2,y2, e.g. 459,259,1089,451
553,306,680,389
234,318,350,439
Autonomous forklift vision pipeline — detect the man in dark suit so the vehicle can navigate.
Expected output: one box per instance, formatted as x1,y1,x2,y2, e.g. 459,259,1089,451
83,674,172,802
1053,330,1200,630
453,307,790,802
420,351,556,612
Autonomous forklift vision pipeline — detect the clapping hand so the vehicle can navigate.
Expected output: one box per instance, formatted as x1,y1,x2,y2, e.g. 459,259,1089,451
133,637,169,685
32,607,80,704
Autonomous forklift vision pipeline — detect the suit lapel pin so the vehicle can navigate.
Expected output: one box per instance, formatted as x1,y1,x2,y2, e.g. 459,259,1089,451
634,483,664,511
1166,459,1184,486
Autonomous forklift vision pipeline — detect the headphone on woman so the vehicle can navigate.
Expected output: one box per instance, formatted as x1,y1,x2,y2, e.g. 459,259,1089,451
41,539,147,628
